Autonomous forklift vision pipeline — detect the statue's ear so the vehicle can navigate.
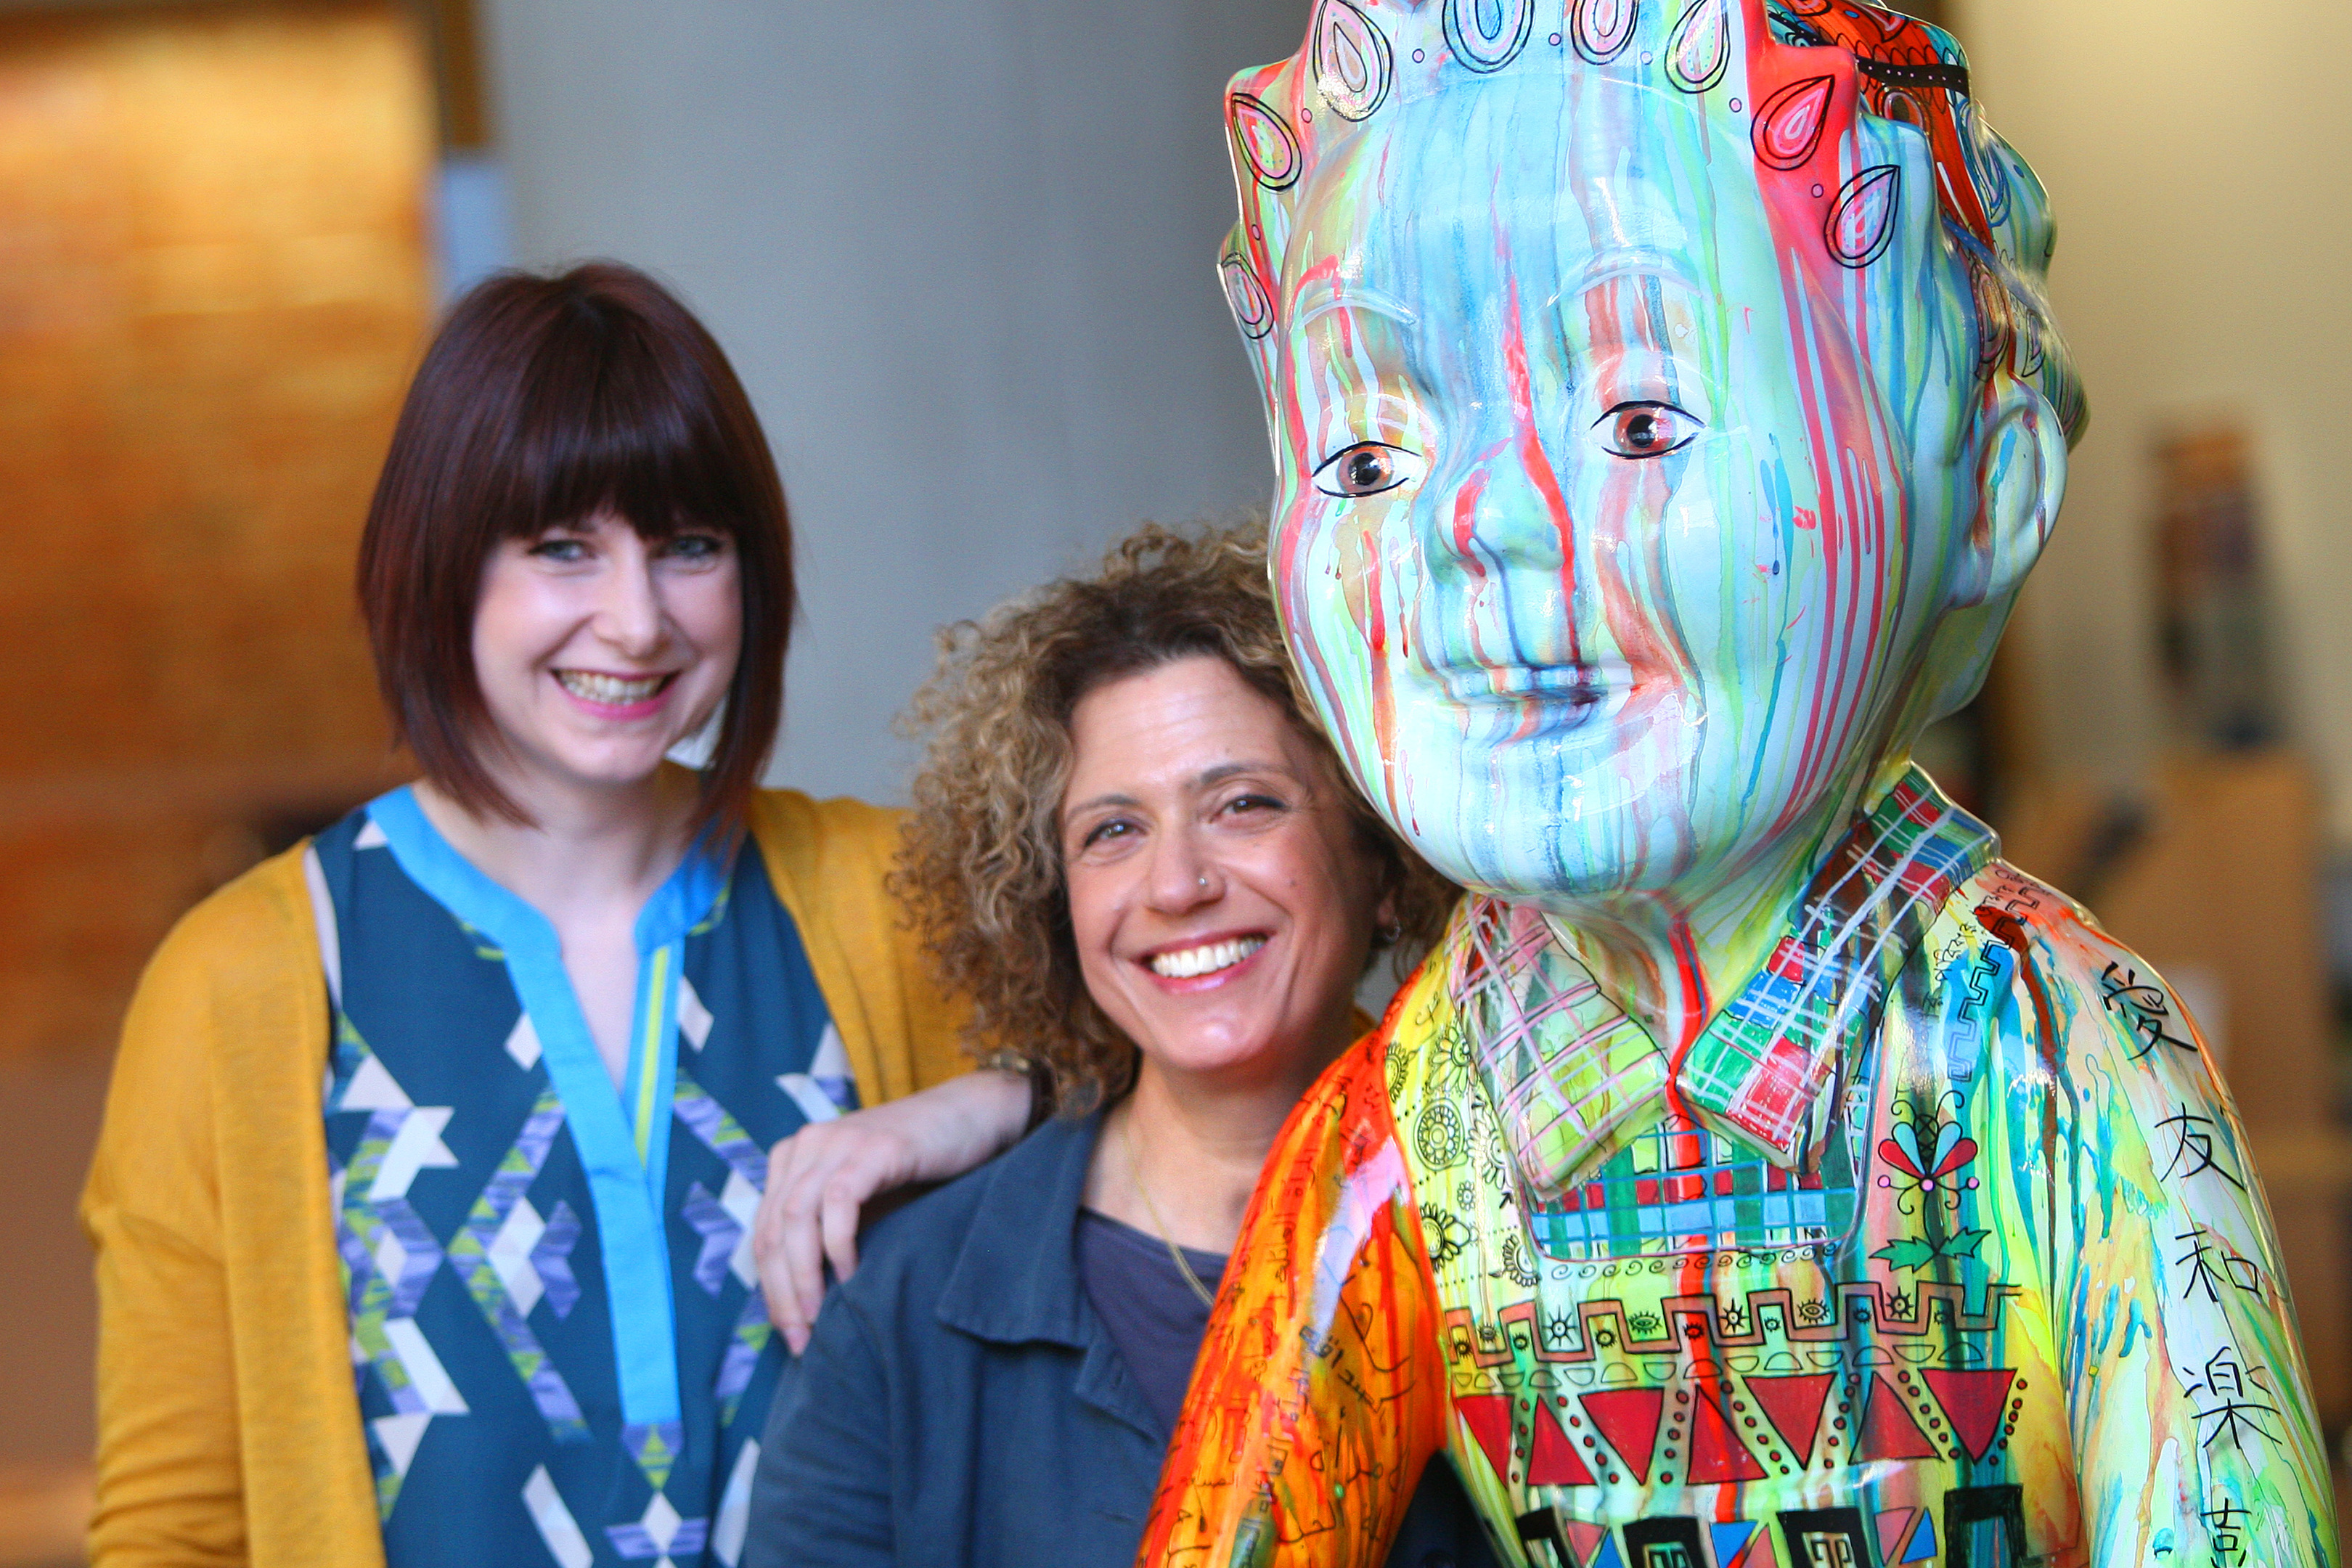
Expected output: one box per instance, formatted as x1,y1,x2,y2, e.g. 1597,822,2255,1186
1951,372,2070,610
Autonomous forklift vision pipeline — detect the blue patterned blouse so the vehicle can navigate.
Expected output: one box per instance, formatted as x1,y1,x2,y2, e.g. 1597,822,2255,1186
311,788,857,1568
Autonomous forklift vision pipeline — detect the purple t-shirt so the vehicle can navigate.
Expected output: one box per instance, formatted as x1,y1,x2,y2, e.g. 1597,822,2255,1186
1075,1207,1499,1568
1074,1208,1226,1434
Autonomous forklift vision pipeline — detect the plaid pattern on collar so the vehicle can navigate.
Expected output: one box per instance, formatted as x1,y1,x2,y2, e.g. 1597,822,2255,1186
1455,767,1999,1196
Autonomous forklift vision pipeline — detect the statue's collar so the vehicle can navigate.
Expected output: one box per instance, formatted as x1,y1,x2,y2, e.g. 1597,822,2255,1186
1451,767,1998,1193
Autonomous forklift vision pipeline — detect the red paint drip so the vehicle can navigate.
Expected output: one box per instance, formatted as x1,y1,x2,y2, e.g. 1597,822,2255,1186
1450,470,1498,671
1500,275,1581,663
1662,916,1711,1123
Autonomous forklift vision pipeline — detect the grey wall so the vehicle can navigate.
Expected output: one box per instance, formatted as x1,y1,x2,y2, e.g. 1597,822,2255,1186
481,0,1312,803
1956,0,2352,844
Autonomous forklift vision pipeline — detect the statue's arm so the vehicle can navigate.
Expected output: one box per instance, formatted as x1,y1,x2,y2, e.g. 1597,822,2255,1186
1138,1034,1450,1567
2041,920,2337,1565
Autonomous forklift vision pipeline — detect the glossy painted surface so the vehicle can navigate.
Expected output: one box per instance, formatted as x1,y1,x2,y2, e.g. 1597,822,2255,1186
1149,777,2335,1566
1222,0,2079,912
1145,1,2333,1564
1142,1039,1447,1565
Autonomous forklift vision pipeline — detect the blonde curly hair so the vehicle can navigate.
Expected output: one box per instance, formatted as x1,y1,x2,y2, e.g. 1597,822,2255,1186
894,519,1455,1112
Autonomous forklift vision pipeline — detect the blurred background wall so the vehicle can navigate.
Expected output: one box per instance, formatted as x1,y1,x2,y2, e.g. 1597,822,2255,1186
2,0,2349,1562
0,4,429,1558
1956,0,2352,842
483,0,1314,804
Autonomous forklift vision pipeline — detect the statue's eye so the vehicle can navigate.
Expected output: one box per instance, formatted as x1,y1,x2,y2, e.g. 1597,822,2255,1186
1313,441,1421,499
1596,401,1702,460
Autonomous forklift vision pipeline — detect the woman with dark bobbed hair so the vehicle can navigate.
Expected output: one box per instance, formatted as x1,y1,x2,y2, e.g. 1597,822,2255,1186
81,264,1029,1567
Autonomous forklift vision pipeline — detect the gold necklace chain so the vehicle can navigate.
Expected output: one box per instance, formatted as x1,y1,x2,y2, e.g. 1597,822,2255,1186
1119,1115,1217,1310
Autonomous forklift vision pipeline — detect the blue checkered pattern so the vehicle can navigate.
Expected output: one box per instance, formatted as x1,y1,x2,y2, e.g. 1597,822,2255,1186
1523,1117,1860,1261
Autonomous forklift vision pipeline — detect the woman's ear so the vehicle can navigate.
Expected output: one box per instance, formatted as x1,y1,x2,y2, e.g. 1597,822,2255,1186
1952,373,2070,610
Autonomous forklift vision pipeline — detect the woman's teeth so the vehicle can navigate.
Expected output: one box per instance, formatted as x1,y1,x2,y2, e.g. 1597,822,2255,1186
1149,936,1267,980
557,670,668,706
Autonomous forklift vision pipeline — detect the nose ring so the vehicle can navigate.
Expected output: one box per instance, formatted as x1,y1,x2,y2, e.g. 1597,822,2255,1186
1198,875,1210,891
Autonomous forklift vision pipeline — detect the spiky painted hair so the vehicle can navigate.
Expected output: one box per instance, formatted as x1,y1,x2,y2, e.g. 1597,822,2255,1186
1217,0,2086,445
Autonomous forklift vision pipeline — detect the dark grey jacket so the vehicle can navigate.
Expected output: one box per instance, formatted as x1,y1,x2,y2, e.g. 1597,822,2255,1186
746,1111,1495,1567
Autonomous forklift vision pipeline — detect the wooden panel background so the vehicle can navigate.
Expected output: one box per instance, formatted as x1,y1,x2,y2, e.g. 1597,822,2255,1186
0,5,432,1553
0,0,431,1063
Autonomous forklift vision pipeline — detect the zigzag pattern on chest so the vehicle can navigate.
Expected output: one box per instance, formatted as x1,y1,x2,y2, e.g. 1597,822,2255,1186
1443,1276,2018,1373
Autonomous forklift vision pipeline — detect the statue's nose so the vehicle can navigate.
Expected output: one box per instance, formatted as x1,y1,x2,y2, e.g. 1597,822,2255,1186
1426,408,1580,580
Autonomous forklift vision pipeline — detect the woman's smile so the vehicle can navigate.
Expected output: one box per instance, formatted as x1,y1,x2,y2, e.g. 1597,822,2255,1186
552,666,681,718
1139,929,1272,989
470,511,741,797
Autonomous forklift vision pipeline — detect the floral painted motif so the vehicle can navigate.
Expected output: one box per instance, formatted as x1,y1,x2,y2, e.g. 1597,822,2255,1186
1870,1091,1988,1274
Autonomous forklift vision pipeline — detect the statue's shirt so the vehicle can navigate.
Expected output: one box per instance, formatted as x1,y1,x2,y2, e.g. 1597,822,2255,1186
1382,772,2327,1567
1145,769,2332,1568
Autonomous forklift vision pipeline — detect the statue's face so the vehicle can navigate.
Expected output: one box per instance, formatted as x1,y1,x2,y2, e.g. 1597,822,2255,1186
1267,71,1966,907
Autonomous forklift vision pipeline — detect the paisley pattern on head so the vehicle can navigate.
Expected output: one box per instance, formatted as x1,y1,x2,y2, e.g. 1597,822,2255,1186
1219,0,2086,444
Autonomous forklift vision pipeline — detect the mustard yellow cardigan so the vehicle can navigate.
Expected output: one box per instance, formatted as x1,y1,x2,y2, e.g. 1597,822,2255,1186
81,791,971,1568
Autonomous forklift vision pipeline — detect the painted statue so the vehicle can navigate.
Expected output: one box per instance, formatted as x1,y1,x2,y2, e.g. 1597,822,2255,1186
1141,2,2336,1565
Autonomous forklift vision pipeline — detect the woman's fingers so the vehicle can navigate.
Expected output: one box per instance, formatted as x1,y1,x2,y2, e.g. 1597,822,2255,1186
754,1071,1035,1350
758,1135,827,1352
776,1188,829,1355
756,1119,912,1347
819,1169,867,1292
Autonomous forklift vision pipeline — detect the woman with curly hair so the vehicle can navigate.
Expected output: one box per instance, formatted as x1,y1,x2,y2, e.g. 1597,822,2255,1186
746,523,1493,1567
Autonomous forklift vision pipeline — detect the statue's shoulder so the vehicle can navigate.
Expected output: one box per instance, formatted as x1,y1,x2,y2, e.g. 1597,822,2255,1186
1370,896,1507,1111
1944,858,2224,1095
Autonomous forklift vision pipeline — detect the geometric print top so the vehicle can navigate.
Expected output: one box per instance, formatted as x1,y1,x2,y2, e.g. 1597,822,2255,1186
1143,767,2336,1567
310,790,859,1568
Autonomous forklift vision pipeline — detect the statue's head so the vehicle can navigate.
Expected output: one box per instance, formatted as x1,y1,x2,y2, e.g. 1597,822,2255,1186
1223,0,2084,908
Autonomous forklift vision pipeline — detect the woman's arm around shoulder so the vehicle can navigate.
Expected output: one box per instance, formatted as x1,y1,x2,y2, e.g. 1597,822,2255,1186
756,1068,1030,1351
746,789,970,1098
744,789,1032,1346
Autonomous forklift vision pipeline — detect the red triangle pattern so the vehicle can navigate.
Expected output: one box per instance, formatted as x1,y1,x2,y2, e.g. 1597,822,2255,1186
1455,1394,1517,1482
1857,1373,1943,1463
1580,1388,1666,1484
1744,1373,1836,1464
1921,1368,2017,1461
1561,1519,1611,1566
1526,1400,1600,1487
1876,1506,1924,1563
1684,1389,1769,1484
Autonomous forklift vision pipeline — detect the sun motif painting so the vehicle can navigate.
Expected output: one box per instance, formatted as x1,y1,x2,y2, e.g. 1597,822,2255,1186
1140,1,2335,1564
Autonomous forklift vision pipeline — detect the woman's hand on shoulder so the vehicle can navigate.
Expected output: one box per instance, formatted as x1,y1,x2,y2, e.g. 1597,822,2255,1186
757,1066,1033,1353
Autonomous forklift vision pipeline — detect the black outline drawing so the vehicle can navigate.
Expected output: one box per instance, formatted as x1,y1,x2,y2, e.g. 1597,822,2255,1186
1570,0,1640,65
1826,166,1903,269
1228,91,1301,190
1313,0,1396,122
1445,0,1536,75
